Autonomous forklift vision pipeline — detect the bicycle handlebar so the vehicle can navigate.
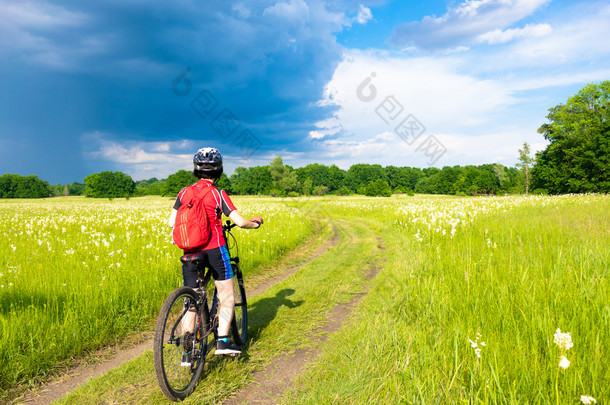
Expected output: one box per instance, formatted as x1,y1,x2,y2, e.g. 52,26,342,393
224,220,237,231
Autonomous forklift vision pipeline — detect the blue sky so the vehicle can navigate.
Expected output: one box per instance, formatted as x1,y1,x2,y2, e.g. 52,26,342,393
1,0,609,183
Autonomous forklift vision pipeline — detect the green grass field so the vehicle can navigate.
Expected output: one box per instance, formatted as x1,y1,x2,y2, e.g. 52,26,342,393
289,194,610,403
1,194,608,404
0,196,315,399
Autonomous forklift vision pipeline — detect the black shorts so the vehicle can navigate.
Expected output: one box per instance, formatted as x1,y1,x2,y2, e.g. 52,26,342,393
182,245,234,287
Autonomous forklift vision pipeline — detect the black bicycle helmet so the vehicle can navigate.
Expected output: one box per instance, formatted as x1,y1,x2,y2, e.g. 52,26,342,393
193,147,223,172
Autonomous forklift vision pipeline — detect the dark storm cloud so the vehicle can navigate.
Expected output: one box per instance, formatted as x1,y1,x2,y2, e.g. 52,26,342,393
0,0,365,182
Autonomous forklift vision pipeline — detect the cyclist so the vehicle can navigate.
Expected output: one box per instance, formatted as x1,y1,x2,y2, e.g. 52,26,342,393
168,147,263,357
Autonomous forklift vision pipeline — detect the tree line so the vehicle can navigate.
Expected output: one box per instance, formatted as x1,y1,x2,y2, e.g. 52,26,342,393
1,81,608,198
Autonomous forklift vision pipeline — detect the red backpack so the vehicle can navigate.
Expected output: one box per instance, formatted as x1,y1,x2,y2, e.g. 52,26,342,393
172,185,215,250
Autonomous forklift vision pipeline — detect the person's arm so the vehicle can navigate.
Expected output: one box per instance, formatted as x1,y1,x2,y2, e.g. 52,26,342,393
168,208,178,227
168,193,183,228
229,210,262,229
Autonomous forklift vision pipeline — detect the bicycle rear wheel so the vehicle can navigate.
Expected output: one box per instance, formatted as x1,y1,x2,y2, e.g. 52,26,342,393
153,287,209,401
231,263,248,346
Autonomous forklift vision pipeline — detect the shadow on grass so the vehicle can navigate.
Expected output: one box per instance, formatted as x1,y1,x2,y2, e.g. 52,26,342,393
200,289,303,371
0,290,68,316
246,288,303,345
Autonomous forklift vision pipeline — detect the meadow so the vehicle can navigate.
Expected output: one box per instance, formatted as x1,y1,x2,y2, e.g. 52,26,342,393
1,194,608,404
0,196,315,397
288,194,610,403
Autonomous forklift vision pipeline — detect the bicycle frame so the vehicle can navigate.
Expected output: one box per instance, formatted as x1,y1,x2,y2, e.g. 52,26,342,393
154,220,247,401
177,221,241,354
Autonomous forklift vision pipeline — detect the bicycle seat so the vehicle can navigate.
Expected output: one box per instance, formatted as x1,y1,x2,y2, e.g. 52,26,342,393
180,252,206,264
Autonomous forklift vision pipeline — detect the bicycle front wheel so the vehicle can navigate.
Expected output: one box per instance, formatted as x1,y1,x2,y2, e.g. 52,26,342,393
153,287,208,401
231,264,248,346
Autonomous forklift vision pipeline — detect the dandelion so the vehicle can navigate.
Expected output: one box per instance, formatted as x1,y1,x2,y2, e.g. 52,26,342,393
580,395,597,404
11,245,16,251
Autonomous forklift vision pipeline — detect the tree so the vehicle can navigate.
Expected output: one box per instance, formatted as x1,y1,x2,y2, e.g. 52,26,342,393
533,81,610,194
84,171,136,198
269,157,298,195
215,173,231,192
0,174,52,198
516,142,535,194
69,182,85,196
365,179,392,197
301,178,313,196
162,170,197,196
347,164,387,191
230,166,273,195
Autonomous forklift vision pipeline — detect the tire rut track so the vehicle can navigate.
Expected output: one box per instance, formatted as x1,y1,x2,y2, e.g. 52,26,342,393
224,232,385,405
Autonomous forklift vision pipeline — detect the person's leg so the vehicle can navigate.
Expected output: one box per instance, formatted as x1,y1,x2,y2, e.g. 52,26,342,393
215,278,235,336
207,245,240,354
180,260,199,333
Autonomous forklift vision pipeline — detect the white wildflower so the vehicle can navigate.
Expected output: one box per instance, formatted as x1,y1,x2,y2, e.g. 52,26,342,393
558,356,570,369
554,329,573,351
580,395,597,404
469,332,485,359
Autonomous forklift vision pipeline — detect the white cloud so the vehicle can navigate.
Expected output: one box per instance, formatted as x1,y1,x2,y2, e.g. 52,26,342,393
317,49,515,137
503,4,610,67
309,130,327,139
355,5,372,24
312,40,587,168
0,2,86,29
476,23,552,45
263,0,310,25
81,132,292,179
390,0,550,49
83,132,194,180
232,3,251,19
307,129,547,169
304,2,610,170
508,69,610,92
152,143,171,152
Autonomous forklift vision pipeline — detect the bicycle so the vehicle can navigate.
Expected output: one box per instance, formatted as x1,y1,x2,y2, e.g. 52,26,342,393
153,220,248,401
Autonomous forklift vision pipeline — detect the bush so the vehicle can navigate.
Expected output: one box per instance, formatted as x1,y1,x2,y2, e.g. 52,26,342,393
313,185,329,196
